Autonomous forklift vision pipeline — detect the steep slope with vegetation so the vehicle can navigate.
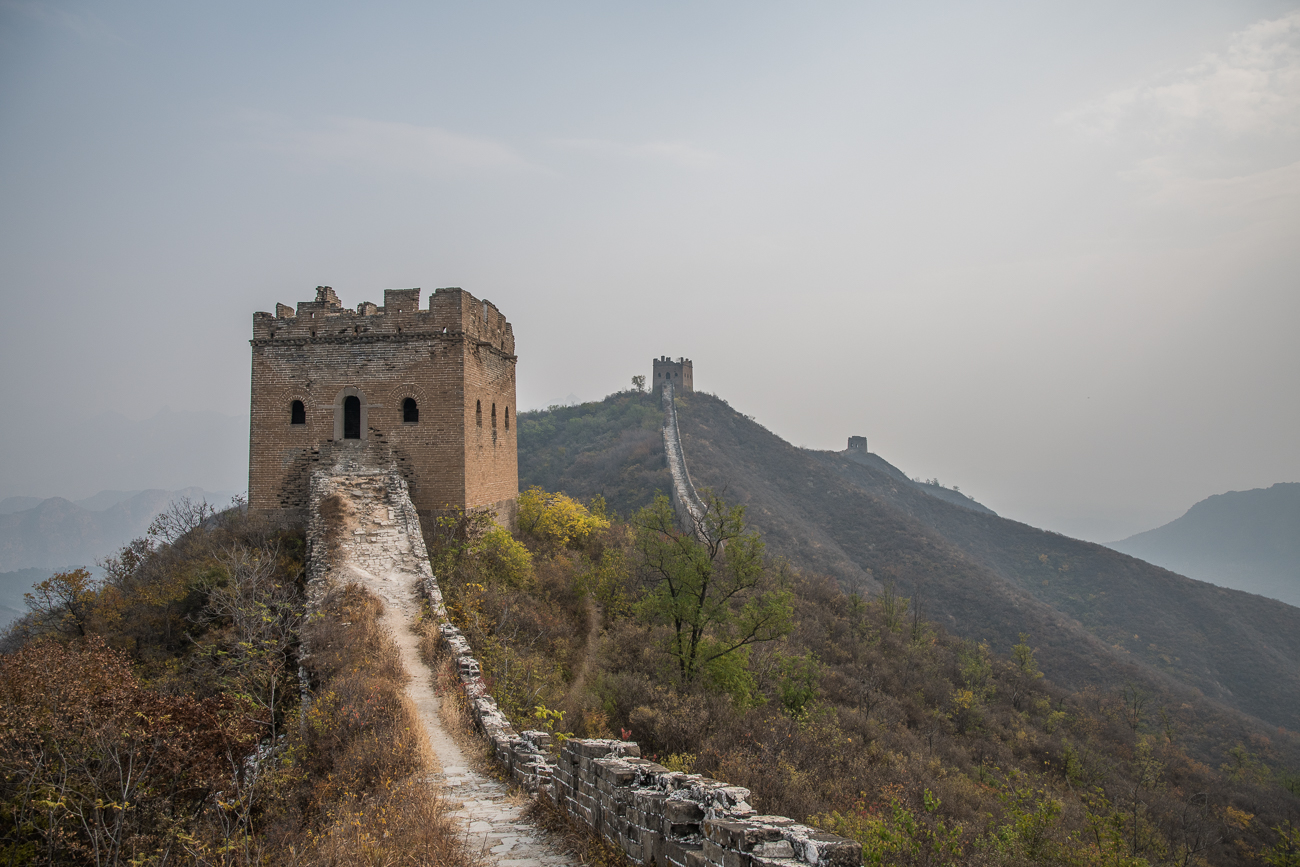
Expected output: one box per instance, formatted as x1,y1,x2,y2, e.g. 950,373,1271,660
517,390,671,517
519,390,1300,738
669,392,1300,737
430,484,1300,866
0,501,467,866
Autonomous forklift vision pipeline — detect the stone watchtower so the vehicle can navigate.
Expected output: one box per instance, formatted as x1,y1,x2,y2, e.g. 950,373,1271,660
248,286,518,526
653,356,693,393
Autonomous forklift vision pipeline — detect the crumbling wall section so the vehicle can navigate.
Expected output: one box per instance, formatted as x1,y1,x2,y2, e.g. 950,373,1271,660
304,457,436,603
432,617,862,867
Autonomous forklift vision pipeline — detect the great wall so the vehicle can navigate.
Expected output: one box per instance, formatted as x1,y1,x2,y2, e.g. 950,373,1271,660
662,380,708,530
257,289,859,866
300,381,861,867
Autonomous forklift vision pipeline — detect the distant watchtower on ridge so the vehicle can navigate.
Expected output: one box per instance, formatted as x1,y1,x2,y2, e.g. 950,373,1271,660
653,356,693,393
248,285,519,527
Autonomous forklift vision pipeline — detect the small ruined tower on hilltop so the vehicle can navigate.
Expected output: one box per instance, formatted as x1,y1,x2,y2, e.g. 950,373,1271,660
653,356,693,393
248,285,518,526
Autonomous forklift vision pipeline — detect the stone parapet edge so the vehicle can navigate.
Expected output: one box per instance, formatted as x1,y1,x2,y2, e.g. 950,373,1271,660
662,381,707,530
423,580,862,867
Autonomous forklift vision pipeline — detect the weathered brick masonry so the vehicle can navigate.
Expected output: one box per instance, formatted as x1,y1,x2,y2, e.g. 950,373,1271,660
249,285,518,528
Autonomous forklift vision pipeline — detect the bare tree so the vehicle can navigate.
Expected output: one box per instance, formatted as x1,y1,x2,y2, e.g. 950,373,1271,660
147,496,217,545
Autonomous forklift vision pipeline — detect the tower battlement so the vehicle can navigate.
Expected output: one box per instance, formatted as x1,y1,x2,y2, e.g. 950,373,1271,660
652,356,693,393
248,285,518,527
252,286,515,355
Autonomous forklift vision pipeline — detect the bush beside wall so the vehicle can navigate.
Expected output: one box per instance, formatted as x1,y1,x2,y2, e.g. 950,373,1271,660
428,592,862,867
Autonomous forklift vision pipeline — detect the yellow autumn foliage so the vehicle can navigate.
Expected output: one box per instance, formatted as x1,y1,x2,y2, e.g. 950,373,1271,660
517,486,610,552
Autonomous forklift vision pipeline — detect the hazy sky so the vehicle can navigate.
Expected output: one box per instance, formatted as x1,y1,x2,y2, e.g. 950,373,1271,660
2,1,1297,542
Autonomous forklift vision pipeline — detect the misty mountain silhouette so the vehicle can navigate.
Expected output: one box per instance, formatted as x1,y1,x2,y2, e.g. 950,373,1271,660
0,488,238,573
1109,482,1300,607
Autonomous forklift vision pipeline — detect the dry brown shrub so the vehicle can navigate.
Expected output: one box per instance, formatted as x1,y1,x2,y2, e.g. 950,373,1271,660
297,777,474,867
308,584,404,684
422,631,498,778
283,583,470,867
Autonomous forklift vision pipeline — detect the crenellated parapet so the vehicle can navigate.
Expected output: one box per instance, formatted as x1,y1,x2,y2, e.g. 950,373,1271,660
252,286,515,357
653,355,693,393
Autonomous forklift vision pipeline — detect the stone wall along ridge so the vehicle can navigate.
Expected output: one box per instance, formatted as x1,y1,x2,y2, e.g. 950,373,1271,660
431,600,863,867
661,381,707,531
301,417,863,867
306,459,575,865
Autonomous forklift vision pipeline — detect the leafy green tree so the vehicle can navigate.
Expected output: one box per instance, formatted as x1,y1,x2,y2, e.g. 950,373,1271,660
633,493,792,685
428,508,533,589
1265,822,1300,867
1009,632,1044,711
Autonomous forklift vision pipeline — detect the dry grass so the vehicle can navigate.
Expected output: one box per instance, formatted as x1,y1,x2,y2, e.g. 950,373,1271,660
295,778,477,867
286,583,473,867
522,795,631,867
415,605,628,867
415,617,499,778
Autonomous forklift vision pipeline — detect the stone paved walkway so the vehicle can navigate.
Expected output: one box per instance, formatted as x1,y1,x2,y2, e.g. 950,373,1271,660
312,466,574,867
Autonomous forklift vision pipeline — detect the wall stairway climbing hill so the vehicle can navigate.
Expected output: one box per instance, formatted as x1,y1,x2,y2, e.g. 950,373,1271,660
661,381,707,531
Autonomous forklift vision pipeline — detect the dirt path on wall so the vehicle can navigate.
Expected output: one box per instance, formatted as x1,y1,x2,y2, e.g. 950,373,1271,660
346,562,574,867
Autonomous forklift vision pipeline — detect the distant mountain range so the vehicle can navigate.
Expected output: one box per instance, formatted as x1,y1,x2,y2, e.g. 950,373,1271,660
0,486,239,574
0,567,47,629
0,406,247,503
1109,482,1300,607
0,487,238,628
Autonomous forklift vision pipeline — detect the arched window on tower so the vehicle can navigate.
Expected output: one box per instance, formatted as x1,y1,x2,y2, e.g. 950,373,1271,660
505,407,510,430
492,403,497,428
403,397,419,423
343,396,361,439
291,400,306,425
476,400,482,427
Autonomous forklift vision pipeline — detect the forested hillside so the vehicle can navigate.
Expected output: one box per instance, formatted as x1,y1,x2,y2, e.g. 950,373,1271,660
518,390,1300,753
454,472,1300,865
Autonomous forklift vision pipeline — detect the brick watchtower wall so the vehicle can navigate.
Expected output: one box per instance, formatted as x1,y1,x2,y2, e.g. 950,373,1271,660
652,356,693,393
249,286,518,527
